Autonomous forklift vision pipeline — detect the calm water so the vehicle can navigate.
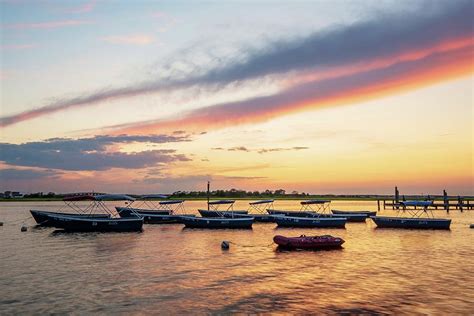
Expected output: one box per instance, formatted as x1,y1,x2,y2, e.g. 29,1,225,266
1,200,473,314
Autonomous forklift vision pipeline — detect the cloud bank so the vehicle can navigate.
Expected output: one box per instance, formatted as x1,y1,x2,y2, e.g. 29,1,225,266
0,134,190,171
1,0,472,128
112,45,472,134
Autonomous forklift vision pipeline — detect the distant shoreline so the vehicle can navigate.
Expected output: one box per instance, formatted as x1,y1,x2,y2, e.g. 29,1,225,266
1,196,472,202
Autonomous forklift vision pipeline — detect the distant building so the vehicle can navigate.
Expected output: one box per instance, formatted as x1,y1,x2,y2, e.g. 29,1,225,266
2,191,24,198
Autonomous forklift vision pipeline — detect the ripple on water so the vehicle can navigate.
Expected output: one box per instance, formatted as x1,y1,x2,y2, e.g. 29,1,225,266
0,201,473,314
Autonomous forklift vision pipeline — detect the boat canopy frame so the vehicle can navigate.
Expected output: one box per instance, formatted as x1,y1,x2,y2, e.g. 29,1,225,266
299,200,332,214
397,201,436,218
248,200,274,214
155,200,186,214
133,196,186,215
58,193,136,218
208,200,235,212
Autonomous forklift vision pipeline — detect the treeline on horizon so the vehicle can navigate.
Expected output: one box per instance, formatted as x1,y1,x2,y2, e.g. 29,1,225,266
4,189,472,200
173,189,310,198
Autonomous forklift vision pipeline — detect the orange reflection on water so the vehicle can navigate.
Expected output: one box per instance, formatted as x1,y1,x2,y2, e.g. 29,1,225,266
0,200,473,314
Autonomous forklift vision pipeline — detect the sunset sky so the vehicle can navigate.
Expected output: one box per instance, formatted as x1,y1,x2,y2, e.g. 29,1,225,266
0,0,472,195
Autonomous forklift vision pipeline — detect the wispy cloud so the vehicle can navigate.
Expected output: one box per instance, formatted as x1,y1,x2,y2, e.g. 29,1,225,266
211,146,309,154
257,147,309,154
0,134,191,171
228,146,250,152
0,168,60,181
3,20,92,30
110,45,472,134
102,34,155,45
63,1,96,14
0,0,472,128
1,44,36,50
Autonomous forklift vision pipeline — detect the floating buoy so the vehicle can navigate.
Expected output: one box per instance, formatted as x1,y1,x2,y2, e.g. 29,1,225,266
0,222,3,226
470,224,474,229
21,225,28,232
221,240,230,250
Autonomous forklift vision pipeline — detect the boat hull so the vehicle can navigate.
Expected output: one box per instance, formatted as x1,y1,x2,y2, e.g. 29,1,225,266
116,207,170,217
45,214,144,232
137,213,196,224
248,214,275,222
273,235,345,250
180,216,253,229
267,209,365,222
30,210,110,226
371,216,451,229
332,210,377,217
219,212,275,222
198,209,248,217
267,209,308,217
274,216,346,228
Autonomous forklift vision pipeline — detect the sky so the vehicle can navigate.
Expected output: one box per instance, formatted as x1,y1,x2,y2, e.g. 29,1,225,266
0,0,472,195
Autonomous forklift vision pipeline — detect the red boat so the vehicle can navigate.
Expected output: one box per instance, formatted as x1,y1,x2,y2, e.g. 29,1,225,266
273,234,344,250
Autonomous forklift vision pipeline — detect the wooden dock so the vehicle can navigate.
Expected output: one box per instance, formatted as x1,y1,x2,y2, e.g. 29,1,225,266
377,199,473,211
377,187,473,211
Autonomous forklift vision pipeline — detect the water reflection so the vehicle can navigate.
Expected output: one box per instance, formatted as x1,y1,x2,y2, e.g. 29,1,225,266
0,201,473,314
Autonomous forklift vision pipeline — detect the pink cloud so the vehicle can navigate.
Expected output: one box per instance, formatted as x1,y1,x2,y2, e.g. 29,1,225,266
1,43,36,50
3,20,92,30
102,35,154,45
64,1,96,14
151,11,167,19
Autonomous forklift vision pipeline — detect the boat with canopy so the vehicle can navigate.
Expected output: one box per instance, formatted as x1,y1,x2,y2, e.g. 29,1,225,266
371,201,451,229
331,210,377,217
32,194,144,232
244,200,276,222
117,195,195,224
116,194,171,216
268,200,366,222
198,200,248,217
183,200,253,228
180,182,254,229
273,215,346,228
179,216,254,229
31,194,111,226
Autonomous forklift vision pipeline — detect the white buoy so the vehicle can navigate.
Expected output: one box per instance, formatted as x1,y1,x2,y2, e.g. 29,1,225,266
21,225,27,232
221,240,230,250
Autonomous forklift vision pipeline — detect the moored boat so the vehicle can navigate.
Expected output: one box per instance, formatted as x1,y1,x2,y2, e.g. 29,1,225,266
31,210,110,226
117,207,169,217
332,210,377,217
31,194,111,226
198,200,247,218
181,182,254,229
370,216,451,229
180,216,253,229
267,209,310,217
269,200,366,222
116,194,175,217
371,201,451,230
242,200,276,222
198,209,248,217
45,214,143,232
117,196,194,224
32,194,144,232
273,234,345,250
274,215,346,228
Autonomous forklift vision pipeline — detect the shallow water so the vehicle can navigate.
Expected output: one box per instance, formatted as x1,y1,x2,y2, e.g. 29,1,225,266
1,200,473,314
